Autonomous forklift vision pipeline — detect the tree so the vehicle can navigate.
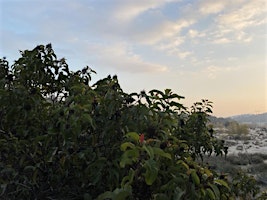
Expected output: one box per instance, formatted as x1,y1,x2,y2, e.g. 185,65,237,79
226,121,249,135
0,44,260,199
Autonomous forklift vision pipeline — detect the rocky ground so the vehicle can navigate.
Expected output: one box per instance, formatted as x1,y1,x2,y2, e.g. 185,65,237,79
216,127,267,155
202,127,267,192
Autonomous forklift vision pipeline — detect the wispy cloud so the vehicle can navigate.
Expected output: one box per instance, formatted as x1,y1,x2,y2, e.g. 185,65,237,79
183,0,266,45
112,0,180,22
213,37,231,44
216,0,266,30
198,0,227,15
84,42,168,73
212,0,266,43
203,65,240,79
187,29,206,38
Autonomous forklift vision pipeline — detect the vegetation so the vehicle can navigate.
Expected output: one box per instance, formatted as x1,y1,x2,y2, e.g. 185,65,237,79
0,44,262,199
225,121,249,135
199,153,267,198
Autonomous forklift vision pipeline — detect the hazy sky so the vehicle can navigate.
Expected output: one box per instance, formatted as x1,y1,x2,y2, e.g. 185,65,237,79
0,0,266,117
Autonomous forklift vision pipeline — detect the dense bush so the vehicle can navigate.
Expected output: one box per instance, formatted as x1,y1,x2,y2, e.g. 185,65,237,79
0,44,261,199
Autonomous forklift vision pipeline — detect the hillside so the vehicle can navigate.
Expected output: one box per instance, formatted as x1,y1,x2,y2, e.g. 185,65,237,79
230,112,267,125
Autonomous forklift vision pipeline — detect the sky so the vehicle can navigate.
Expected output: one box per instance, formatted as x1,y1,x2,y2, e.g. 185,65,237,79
0,0,266,117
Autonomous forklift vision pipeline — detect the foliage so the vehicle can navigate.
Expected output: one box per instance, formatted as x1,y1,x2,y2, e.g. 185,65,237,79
226,121,249,135
230,170,260,199
0,44,262,199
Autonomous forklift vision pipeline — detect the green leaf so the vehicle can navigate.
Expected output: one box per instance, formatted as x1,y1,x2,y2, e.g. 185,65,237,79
120,142,135,151
24,165,36,171
125,132,139,142
121,168,135,187
214,179,230,191
143,145,154,159
144,159,158,185
152,147,171,159
120,149,139,168
113,187,131,200
169,101,184,109
97,191,114,200
204,168,213,178
191,170,200,186
174,187,186,200
208,183,220,199
206,188,216,200
97,188,131,200
176,160,189,171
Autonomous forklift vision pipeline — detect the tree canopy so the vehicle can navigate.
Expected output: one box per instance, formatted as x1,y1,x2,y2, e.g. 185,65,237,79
0,44,263,199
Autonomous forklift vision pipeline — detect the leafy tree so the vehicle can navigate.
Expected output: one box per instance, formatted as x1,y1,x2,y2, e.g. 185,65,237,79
0,44,260,199
226,121,249,135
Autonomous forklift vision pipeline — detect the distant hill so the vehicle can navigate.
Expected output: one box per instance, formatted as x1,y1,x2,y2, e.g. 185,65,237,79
229,112,267,125
209,112,267,127
208,116,234,125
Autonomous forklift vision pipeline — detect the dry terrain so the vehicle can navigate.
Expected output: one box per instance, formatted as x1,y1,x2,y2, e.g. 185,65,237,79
201,127,267,192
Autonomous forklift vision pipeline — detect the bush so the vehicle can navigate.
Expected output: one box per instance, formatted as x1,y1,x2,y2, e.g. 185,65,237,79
0,44,262,199
226,121,249,135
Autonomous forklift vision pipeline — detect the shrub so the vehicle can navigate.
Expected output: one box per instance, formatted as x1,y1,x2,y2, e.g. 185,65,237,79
0,44,262,199
226,121,249,135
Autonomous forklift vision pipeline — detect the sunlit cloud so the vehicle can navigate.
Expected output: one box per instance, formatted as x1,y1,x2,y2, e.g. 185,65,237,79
84,42,168,73
187,29,206,38
210,0,267,44
203,65,240,79
199,0,227,15
216,0,266,30
213,37,231,44
131,19,194,46
112,0,180,22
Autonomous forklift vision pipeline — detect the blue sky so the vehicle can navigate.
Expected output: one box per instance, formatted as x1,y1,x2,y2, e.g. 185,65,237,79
0,0,266,117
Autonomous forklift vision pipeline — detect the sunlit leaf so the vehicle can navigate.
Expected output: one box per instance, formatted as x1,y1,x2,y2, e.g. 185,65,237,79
120,142,135,151
214,179,230,191
152,147,171,159
125,132,139,142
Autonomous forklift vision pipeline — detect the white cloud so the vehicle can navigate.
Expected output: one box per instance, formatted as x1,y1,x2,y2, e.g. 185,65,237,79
176,51,192,59
199,0,227,15
85,42,168,73
187,29,206,38
217,0,266,30
213,37,231,44
236,31,253,42
192,0,266,44
112,0,180,22
188,29,198,38
124,17,195,59
203,65,240,79
131,19,194,46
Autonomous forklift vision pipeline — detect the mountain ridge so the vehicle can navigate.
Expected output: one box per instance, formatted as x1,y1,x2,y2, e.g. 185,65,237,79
229,112,267,124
